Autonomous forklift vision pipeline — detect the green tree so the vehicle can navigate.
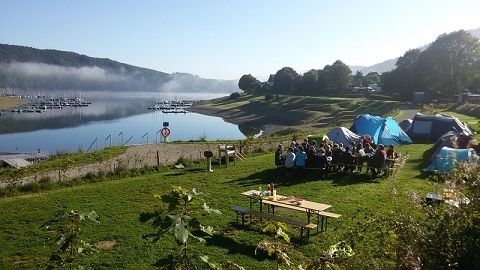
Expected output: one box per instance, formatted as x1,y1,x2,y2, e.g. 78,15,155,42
420,30,480,95
238,74,261,93
364,72,380,86
272,67,300,94
323,60,352,93
352,71,366,87
301,69,319,95
381,49,423,100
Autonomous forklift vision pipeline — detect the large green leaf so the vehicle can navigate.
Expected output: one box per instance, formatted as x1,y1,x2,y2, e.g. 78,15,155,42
200,225,214,236
275,228,291,243
173,217,189,244
86,210,100,223
202,203,222,214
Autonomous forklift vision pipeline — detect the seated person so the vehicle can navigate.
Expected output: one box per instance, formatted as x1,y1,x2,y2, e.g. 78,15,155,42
274,144,285,167
356,143,367,172
294,145,307,167
342,147,356,172
369,144,387,175
364,143,374,154
315,148,328,169
386,144,398,159
331,144,343,172
284,147,296,169
306,147,317,167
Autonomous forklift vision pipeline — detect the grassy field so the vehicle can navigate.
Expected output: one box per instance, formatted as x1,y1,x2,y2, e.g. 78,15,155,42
0,142,436,269
1,96,478,269
0,96,27,110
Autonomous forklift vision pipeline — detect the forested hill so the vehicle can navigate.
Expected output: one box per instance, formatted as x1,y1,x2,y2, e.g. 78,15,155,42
0,44,238,93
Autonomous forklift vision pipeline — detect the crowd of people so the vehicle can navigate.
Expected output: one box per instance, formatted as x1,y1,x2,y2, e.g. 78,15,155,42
274,136,398,176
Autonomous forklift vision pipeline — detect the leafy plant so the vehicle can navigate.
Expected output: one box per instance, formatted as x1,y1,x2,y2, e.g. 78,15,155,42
255,222,292,270
141,186,222,269
41,210,99,269
305,241,355,270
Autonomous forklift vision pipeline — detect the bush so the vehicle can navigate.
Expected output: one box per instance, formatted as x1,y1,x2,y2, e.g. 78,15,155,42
229,92,241,99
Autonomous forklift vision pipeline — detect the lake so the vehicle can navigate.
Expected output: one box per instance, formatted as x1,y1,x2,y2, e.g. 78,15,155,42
0,91,248,154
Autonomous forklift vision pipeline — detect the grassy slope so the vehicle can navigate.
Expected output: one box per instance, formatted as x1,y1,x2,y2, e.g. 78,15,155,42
199,94,401,131
0,143,434,269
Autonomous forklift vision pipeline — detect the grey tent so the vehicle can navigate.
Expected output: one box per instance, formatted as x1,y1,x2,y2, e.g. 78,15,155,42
427,131,473,160
399,119,413,132
326,127,361,146
407,114,472,142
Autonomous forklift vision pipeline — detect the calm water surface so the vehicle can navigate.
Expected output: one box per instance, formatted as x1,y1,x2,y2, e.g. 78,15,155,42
0,91,247,153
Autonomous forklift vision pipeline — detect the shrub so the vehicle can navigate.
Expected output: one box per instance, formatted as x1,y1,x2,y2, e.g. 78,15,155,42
265,94,274,101
229,92,241,99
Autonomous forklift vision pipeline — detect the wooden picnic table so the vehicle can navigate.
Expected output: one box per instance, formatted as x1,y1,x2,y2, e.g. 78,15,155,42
241,189,332,224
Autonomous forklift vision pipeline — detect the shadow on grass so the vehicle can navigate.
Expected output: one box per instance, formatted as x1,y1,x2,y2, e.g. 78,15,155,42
227,168,382,188
205,233,257,258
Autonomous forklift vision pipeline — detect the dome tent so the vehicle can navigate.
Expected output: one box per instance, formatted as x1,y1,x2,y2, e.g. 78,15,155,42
326,127,361,146
424,147,478,173
407,113,472,142
427,131,473,160
350,114,412,146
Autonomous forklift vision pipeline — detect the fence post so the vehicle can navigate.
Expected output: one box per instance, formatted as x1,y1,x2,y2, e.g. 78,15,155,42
87,138,98,152
156,150,160,168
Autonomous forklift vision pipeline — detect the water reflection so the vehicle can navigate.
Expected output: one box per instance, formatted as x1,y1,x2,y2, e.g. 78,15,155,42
0,91,223,134
0,91,246,153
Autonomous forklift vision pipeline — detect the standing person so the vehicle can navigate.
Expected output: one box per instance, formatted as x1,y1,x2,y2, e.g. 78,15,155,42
274,144,285,167
284,147,296,169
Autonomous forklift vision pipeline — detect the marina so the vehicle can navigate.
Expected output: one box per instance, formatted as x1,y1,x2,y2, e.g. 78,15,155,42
147,99,194,113
0,91,245,154
7,97,91,113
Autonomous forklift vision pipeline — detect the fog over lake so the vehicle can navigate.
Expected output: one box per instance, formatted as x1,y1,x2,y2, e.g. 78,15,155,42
0,91,247,153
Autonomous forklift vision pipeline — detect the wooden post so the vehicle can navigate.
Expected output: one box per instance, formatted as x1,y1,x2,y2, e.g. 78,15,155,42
218,145,222,166
58,170,61,181
225,144,229,167
156,150,160,168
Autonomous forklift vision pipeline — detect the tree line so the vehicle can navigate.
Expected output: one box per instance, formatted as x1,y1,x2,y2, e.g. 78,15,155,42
239,30,480,100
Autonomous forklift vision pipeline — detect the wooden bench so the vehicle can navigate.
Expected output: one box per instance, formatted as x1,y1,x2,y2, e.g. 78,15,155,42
262,203,341,233
317,211,341,232
231,205,317,242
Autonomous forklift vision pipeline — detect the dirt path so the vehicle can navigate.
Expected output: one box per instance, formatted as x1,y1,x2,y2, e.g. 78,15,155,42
397,103,417,121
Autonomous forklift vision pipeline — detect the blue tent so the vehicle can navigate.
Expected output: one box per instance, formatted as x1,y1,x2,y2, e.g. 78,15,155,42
424,147,478,173
351,114,412,146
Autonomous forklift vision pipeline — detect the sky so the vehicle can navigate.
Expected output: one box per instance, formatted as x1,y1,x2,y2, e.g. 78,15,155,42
1,0,479,80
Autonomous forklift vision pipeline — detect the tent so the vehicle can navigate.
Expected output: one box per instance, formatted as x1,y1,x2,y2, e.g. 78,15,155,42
350,114,412,146
326,127,361,146
428,131,473,160
399,119,413,132
407,114,472,142
424,147,478,173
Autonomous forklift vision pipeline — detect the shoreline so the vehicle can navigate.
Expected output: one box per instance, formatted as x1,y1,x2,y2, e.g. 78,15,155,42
188,104,290,136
